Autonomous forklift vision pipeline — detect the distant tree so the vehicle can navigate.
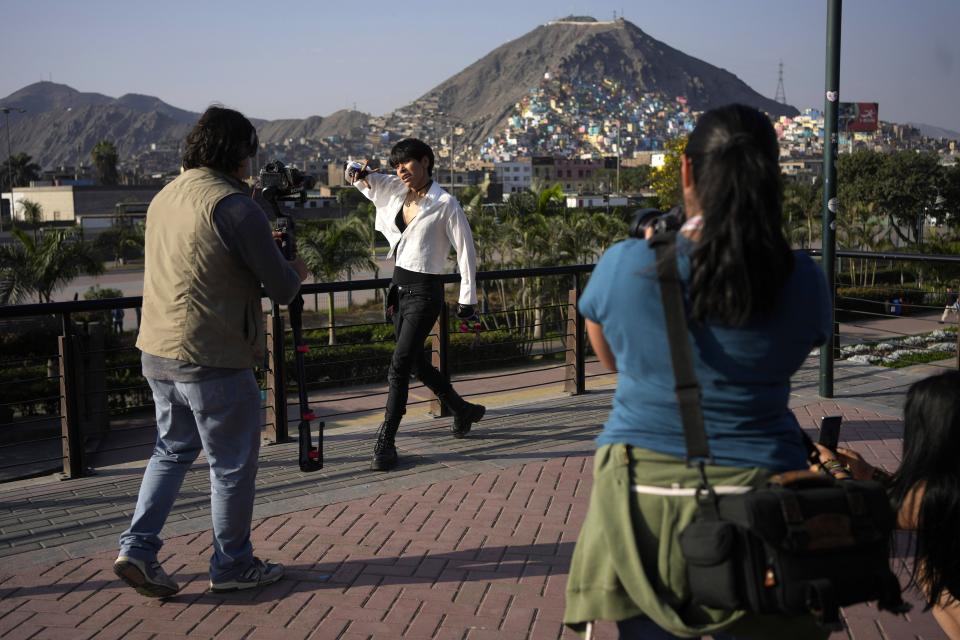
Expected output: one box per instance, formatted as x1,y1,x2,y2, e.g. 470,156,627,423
96,221,145,266
591,165,653,193
91,140,120,186
0,229,104,304
297,218,376,345
836,151,944,247
335,186,368,215
503,183,565,219
19,199,43,241
0,153,41,191
79,284,125,328
782,178,820,249
649,136,687,210
938,163,960,233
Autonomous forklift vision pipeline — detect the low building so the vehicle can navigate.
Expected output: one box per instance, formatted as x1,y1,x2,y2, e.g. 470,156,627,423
10,184,162,223
494,159,533,194
565,194,629,209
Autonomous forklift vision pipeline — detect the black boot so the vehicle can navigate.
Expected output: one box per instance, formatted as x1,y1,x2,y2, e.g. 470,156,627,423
438,391,486,438
370,420,400,471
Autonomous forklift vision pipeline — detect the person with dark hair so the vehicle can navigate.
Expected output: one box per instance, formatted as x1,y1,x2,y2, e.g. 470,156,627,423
114,106,308,598
815,370,960,638
564,105,832,639
940,286,959,324
345,137,484,471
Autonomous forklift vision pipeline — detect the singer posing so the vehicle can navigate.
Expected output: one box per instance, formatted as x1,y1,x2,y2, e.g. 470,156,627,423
346,138,484,471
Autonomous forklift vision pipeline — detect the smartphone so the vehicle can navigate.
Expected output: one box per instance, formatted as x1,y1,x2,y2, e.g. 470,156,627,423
818,415,843,451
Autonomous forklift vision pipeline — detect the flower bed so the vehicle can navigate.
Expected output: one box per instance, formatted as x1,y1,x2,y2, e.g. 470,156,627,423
838,328,958,368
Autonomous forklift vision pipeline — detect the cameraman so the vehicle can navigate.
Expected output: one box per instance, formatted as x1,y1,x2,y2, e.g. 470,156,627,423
114,106,308,598
345,138,484,471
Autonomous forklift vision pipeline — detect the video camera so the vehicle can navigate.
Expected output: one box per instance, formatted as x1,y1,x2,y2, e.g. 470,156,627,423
628,205,685,238
258,160,316,201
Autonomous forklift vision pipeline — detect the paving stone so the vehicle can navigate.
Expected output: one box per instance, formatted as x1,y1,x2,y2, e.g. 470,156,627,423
0,359,953,638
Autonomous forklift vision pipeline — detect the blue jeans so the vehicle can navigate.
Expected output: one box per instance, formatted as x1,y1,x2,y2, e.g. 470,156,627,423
118,369,262,582
617,616,737,639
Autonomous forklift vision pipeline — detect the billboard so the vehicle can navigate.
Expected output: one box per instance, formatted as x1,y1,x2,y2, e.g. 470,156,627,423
839,102,879,132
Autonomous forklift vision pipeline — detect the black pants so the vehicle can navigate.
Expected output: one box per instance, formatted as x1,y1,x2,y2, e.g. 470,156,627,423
384,280,453,423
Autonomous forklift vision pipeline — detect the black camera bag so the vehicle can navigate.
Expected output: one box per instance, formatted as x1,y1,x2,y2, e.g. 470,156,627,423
650,232,908,629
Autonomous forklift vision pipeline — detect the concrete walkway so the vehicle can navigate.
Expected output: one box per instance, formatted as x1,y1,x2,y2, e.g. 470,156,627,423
0,357,952,639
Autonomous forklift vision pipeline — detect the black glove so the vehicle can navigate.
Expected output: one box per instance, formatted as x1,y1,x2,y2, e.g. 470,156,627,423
455,304,476,320
344,161,370,184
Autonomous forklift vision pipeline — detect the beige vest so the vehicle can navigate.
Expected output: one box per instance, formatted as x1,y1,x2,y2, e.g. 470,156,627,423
136,167,265,369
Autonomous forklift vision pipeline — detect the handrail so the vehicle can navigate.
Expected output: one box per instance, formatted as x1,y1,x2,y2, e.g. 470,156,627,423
0,264,597,319
806,248,960,264
0,251,957,482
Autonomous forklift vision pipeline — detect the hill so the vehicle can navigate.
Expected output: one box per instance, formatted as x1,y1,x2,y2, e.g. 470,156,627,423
400,16,797,148
0,18,797,170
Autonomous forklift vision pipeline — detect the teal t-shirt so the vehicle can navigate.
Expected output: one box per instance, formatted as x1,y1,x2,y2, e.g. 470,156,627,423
579,236,831,472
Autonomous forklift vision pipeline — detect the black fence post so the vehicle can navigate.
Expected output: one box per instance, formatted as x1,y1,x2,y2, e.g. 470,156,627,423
58,312,85,479
430,302,451,416
264,306,288,444
565,274,586,395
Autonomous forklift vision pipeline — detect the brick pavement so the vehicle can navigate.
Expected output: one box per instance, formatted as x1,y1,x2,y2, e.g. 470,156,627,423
0,357,952,639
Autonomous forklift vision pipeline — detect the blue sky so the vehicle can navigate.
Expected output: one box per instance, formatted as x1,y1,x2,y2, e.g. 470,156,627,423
2,0,959,131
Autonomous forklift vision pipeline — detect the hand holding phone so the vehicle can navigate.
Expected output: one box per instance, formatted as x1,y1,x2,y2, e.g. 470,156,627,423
818,415,843,451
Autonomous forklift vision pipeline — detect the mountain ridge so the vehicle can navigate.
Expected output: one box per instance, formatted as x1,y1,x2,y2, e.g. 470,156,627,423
2,17,800,169
407,17,797,148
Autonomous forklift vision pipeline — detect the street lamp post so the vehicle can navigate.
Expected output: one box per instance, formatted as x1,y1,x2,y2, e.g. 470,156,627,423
1,107,27,232
616,123,621,194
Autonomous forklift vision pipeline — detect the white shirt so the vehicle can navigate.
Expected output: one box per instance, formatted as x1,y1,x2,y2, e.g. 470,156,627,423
357,172,478,305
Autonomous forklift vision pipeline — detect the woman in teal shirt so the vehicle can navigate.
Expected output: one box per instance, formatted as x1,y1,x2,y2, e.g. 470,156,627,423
565,104,831,639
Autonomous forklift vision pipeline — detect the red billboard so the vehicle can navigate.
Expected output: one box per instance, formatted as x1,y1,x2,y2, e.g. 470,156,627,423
839,102,879,132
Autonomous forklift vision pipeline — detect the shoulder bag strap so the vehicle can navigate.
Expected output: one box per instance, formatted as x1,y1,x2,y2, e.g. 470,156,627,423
649,231,712,463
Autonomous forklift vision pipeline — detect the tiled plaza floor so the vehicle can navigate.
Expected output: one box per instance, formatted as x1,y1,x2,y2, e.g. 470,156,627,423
0,356,953,639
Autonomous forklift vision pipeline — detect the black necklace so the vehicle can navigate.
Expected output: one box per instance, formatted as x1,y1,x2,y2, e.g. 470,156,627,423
406,180,432,205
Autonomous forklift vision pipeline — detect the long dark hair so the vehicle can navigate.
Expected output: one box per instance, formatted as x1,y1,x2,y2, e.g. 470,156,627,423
182,105,258,174
890,370,960,608
685,104,793,326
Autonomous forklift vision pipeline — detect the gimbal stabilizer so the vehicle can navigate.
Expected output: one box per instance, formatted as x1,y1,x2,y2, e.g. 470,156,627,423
261,186,323,472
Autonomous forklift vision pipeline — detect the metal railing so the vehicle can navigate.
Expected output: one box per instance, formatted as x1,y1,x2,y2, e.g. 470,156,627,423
0,265,596,481
811,249,960,393
1,250,958,483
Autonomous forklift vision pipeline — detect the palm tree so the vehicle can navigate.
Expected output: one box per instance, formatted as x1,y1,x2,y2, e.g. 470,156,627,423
0,229,104,304
19,199,43,241
782,179,820,249
91,140,119,186
297,218,376,345
557,210,600,265
0,153,41,191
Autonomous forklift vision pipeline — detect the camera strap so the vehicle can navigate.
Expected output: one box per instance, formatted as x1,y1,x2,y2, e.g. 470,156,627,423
651,232,822,472
649,231,711,465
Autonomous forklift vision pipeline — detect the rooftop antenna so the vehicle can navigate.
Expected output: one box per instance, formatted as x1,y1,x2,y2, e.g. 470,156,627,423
775,60,787,105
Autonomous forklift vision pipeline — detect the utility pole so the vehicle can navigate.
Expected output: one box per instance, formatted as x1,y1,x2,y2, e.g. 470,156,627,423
775,60,787,105
819,0,841,399
616,123,621,194
1,107,27,233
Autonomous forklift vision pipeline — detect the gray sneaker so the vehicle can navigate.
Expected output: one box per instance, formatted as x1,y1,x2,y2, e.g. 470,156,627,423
209,558,284,593
113,555,180,598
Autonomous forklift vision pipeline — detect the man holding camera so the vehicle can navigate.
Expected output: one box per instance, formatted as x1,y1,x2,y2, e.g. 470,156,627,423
345,138,484,471
114,106,308,598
